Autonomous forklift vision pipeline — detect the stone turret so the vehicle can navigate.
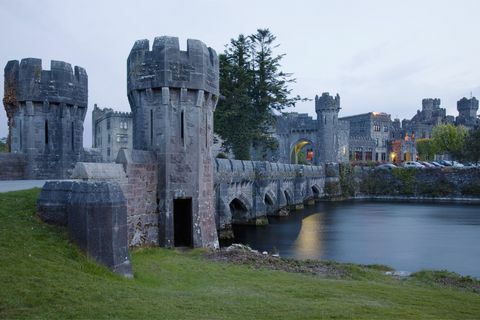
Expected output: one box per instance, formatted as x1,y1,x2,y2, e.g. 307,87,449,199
456,97,478,128
3,58,88,178
127,36,219,248
315,92,341,163
421,98,441,119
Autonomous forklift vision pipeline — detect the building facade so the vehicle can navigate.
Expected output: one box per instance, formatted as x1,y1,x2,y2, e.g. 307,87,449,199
92,105,132,162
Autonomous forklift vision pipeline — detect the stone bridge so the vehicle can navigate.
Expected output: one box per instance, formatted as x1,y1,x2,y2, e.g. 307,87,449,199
214,159,340,238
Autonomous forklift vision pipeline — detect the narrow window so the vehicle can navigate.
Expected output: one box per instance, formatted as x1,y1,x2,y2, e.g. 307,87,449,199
71,122,74,151
181,111,185,143
150,109,154,145
45,120,49,145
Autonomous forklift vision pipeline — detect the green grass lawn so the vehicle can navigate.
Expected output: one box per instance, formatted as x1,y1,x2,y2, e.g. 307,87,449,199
0,189,479,319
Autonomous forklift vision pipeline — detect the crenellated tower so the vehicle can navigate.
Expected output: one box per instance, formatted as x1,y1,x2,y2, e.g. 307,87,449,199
127,36,219,248
315,92,341,163
456,97,479,128
3,58,88,178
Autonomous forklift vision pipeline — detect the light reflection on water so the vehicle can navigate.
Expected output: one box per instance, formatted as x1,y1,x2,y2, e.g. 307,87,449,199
293,213,325,260
230,201,480,278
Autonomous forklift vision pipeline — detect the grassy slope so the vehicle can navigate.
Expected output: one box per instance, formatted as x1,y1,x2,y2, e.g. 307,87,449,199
0,189,479,319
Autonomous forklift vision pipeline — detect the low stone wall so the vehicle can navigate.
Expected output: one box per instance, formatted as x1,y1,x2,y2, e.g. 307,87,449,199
347,166,480,199
37,180,132,277
0,153,27,180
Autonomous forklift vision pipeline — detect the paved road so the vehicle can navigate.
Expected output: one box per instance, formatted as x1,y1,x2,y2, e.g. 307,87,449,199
0,180,51,193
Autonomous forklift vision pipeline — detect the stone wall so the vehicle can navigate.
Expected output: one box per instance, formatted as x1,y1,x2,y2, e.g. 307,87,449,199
0,153,26,180
214,158,332,238
3,58,88,179
116,149,158,246
347,166,480,199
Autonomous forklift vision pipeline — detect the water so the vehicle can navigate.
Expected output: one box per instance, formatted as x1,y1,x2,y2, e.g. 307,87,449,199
229,201,480,278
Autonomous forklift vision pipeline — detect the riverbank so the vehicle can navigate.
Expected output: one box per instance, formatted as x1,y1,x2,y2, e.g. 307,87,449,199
1,189,479,319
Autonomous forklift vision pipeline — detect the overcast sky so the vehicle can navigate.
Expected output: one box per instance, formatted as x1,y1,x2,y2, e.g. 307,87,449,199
1,0,479,147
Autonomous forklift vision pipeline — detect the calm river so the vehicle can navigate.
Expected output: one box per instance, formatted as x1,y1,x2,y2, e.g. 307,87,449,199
229,201,480,278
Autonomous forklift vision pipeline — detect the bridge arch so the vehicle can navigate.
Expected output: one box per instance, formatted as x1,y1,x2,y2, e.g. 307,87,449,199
290,138,315,164
264,189,277,215
283,189,294,207
311,184,321,199
229,196,252,224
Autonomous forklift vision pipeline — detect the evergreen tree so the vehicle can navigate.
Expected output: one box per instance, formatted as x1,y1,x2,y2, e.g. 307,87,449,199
214,29,304,160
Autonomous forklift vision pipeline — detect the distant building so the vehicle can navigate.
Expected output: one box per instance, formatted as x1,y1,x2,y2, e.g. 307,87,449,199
456,97,479,129
339,112,392,162
92,105,132,162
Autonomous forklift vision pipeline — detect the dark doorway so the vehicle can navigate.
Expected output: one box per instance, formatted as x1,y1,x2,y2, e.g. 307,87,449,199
173,198,192,247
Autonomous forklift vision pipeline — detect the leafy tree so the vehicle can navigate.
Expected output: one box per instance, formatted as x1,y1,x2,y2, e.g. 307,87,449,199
415,138,437,161
214,29,304,160
431,124,467,160
463,128,480,164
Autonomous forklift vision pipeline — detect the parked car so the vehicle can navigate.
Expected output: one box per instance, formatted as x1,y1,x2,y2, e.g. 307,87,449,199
431,161,444,168
376,163,397,170
401,161,425,168
451,161,464,168
438,160,452,166
420,161,436,168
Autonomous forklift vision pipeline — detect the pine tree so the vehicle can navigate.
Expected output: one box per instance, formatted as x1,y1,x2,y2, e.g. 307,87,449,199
214,29,304,160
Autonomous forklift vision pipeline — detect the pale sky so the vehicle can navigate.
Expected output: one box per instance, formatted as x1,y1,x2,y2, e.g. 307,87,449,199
1,0,479,147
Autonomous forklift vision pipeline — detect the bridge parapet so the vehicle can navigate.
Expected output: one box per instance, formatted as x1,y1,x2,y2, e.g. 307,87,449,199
214,159,334,239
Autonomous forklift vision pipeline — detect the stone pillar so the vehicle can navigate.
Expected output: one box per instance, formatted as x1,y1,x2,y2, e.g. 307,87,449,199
127,36,219,249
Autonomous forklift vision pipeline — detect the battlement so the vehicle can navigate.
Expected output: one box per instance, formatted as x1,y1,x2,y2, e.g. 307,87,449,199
93,105,132,118
422,98,441,110
4,58,88,107
457,97,479,112
127,36,219,96
315,92,340,112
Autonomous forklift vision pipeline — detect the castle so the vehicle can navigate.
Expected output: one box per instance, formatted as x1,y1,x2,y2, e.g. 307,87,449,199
272,96,478,164
1,35,478,275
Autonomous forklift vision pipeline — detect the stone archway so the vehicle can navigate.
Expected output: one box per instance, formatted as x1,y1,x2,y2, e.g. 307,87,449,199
264,190,277,216
229,197,250,224
290,139,315,164
311,184,321,199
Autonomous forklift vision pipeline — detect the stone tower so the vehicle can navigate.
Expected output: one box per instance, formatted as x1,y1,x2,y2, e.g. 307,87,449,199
3,58,87,178
457,97,478,128
315,92,341,163
127,36,219,248
422,98,441,119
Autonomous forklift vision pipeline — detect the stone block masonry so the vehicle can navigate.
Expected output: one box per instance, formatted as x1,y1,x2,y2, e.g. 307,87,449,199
127,36,219,249
3,58,88,179
37,180,133,277
0,153,26,180
214,158,333,238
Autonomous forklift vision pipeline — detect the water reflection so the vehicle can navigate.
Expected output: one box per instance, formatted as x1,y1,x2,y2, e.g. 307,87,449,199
293,213,325,259
230,201,480,277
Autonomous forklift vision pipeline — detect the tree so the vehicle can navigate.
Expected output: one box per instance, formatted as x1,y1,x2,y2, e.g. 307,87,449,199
0,138,7,153
214,35,254,160
415,138,437,161
431,124,467,160
463,128,480,164
214,29,304,160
